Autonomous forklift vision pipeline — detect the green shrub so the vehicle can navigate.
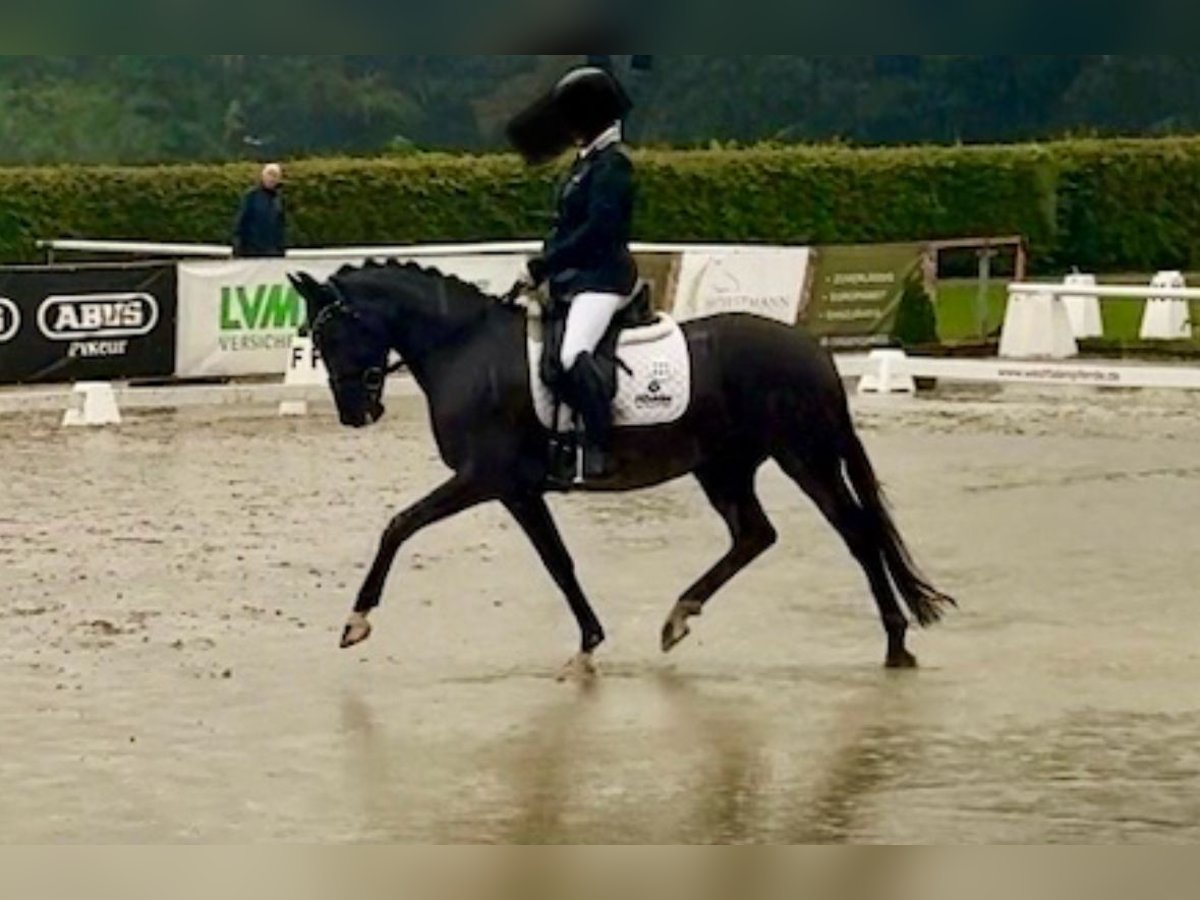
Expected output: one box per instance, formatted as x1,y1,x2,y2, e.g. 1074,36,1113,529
5,137,1200,273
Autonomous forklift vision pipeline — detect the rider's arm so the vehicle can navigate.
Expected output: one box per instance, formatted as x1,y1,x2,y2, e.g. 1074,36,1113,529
540,153,633,275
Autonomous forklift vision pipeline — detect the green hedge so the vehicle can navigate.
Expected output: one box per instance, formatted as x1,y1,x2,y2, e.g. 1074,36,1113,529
1052,139,1200,272
5,137,1200,271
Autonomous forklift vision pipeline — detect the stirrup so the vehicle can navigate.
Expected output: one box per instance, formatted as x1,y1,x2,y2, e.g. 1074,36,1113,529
583,448,615,480
546,434,578,491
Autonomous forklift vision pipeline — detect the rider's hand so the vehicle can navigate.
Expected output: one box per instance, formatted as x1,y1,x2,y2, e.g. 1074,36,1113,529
503,277,534,304
526,256,549,288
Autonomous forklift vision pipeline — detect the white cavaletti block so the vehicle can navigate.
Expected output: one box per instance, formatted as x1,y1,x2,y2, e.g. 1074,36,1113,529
1061,273,1104,339
62,382,121,428
857,349,917,396
999,290,1079,359
1140,271,1192,341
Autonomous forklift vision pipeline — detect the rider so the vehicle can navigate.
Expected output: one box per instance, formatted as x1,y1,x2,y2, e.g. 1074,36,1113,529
508,66,639,480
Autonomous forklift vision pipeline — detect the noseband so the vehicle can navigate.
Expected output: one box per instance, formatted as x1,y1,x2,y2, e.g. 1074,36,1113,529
309,280,407,390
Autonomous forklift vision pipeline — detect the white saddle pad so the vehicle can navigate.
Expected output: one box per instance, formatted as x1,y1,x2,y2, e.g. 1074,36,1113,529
529,315,692,432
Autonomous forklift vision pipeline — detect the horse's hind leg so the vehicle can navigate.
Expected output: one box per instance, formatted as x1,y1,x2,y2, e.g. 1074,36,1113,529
662,460,777,653
773,446,916,669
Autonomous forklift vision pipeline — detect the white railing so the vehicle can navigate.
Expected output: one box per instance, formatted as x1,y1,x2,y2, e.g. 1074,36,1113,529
37,238,821,263
287,242,539,260
847,349,1200,394
1007,282,1200,301
36,239,233,261
1002,273,1197,359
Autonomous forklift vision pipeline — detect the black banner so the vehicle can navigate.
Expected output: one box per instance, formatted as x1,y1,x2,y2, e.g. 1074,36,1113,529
0,264,176,385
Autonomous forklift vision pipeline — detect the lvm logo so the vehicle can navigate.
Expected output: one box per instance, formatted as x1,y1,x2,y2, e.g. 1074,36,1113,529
220,283,306,352
221,283,305,331
0,298,20,344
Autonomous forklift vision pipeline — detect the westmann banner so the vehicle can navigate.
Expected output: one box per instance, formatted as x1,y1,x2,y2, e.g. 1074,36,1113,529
0,264,176,385
672,247,811,325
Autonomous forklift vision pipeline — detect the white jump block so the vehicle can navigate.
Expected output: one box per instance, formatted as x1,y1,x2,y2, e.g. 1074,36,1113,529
857,349,916,396
62,382,122,428
1062,273,1103,339
1140,271,1193,341
1000,290,1080,360
279,333,327,417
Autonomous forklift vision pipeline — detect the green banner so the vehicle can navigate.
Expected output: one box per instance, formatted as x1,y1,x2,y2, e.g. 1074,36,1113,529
803,242,928,346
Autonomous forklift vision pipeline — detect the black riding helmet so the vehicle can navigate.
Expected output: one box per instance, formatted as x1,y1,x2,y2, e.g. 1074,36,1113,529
506,66,633,166
554,66,631,142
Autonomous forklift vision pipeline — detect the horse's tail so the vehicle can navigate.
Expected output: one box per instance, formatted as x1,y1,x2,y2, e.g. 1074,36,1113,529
839,426,957,628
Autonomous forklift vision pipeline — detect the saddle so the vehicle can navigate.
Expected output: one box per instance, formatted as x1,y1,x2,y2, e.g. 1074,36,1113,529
538,283,657,402
526,284,690,489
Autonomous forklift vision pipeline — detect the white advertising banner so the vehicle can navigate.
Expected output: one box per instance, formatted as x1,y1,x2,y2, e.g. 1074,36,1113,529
671,247,811,325
175,254,530,378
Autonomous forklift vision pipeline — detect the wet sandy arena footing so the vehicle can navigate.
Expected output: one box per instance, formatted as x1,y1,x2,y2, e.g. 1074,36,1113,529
1,386,1199,843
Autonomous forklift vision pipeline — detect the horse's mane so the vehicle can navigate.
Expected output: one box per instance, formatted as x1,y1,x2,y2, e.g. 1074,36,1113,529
331,258,496,308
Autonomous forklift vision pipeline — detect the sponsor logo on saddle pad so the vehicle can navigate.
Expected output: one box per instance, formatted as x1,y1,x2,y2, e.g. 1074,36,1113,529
635,372,675,410
0,298,20,344
634,361,677,408
37,293,160,360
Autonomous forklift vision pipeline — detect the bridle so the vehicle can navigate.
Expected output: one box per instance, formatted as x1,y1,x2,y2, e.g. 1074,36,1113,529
309,281,407,391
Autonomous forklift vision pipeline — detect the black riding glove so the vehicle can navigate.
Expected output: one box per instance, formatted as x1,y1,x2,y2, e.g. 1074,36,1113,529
527,256,549,288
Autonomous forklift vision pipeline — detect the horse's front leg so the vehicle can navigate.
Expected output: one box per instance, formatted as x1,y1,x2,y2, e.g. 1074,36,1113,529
503,493,606,681
342,475,492,649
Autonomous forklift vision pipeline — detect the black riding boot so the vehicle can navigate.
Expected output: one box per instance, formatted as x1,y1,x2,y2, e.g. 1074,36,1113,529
566,352,616,480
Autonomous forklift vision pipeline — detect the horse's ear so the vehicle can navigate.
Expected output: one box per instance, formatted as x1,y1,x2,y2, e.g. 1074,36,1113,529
287,272,309,296
289,272,330,307
290,274,333,338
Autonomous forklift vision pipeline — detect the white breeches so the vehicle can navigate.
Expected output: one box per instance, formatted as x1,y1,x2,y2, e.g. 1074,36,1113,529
560,292,631,370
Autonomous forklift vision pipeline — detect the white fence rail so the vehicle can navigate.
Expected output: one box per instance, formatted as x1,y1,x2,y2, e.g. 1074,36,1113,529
1007,282,1200,301
37,238,813,262
1002,273,1198,359
846,350,1200,394
36,240,234,261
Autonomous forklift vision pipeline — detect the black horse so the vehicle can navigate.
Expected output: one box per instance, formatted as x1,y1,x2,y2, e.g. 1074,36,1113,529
289,261,955,677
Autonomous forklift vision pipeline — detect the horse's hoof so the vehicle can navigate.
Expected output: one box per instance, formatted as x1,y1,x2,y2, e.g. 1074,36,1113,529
661,617,692,654
556,653,597,683
340,614,373,650
662,602,701,654
885,651,919,670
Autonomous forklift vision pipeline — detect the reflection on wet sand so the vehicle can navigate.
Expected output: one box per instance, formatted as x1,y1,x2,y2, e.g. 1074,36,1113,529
650,669,768,845
781,675,924,844
339,665,927,848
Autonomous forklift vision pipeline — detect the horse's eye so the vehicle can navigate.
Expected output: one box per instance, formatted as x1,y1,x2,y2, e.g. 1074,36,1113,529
363,369,385,391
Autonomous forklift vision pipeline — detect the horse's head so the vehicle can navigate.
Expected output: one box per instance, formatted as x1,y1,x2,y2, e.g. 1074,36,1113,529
288,272,390,429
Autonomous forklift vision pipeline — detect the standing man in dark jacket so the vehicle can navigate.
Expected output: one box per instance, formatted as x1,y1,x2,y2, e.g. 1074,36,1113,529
232,163,286,258
507,66,638,480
